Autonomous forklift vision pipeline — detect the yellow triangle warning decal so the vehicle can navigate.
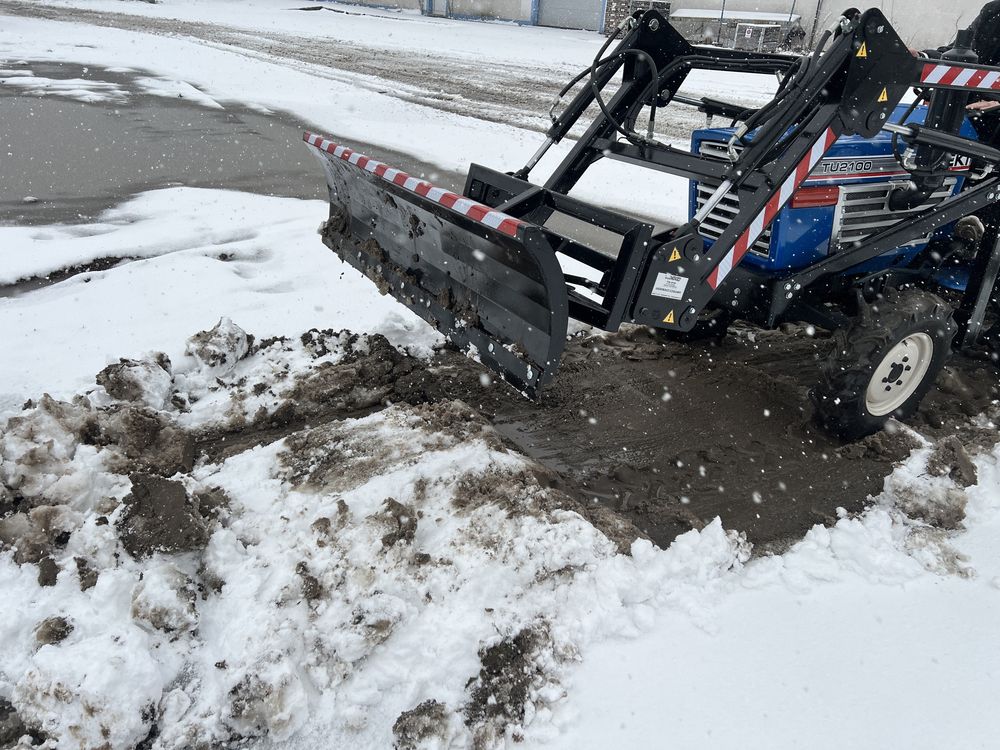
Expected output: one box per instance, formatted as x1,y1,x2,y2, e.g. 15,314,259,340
668,247,682,262
663,310,675,325
878,87,889,103
856,42,867,58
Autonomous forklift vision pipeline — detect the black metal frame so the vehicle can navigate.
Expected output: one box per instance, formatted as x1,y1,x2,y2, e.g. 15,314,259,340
465,7,1000,349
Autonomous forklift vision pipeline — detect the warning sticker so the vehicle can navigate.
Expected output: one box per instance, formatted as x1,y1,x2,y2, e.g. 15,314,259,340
651,272,688,300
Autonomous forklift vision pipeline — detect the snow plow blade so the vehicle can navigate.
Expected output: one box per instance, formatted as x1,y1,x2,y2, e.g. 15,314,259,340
304,132,568,394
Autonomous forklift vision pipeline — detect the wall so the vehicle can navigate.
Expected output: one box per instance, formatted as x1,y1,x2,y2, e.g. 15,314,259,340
349,0,421,9
447,0,530,20
659,1,986,50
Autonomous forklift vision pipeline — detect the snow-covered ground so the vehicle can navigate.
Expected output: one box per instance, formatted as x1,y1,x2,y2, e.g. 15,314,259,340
2,3,1000,750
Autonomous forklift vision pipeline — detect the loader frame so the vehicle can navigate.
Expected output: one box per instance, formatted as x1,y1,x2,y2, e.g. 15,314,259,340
464,8,1000,345
307,7,1000,394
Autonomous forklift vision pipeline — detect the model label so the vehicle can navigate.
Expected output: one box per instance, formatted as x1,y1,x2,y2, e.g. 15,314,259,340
652,272,688,300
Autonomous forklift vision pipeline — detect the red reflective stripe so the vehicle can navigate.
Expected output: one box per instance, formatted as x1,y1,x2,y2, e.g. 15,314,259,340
967,69,989,88
732,235,750,264
939,66,964,85
706,266,721,289
465,204,490,222
496,218,521,237
920,63,937,82
304,133,522,238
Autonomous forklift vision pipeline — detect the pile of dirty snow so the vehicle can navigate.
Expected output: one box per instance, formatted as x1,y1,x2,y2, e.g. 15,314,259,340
2,317,999,750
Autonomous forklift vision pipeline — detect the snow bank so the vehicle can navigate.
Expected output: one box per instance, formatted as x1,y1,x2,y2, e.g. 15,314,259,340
2,319,998,750
0,188,440,416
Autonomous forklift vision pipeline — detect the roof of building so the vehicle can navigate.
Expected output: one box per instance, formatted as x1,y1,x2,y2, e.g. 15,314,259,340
670,8,802,23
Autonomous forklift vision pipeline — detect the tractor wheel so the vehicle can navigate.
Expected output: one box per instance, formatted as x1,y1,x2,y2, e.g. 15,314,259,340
812,289,956,439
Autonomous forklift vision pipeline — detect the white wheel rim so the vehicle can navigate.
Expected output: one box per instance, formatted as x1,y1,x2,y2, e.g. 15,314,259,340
865,332,934,417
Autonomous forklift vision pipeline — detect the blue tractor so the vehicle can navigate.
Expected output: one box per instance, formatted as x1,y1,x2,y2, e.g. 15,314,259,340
307,8,1000,438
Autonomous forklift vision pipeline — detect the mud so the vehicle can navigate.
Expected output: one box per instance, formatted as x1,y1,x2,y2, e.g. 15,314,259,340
99,406,195,478
116,475,212,559
34,616,73,647
0,698,29,748
392,700,450,750
0,505,77,565
199,332,427,463
464,626,547,748
168,320,998,552
373,499,419,549
927,436,979,488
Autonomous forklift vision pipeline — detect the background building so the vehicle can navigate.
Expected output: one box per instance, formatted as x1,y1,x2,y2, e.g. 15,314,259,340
343,0,989,49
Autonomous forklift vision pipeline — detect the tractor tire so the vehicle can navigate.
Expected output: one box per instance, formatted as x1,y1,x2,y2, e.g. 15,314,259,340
812,289,956,440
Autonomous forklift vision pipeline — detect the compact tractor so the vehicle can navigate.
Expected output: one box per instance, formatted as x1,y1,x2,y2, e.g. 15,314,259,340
305,7,1000,438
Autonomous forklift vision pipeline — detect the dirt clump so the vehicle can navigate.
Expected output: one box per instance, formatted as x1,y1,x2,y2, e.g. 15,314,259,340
186,317,250,374
370,498,419,549
99,406,195,477
0,505,78,565
927,435,979,488
464,626,547,746
295,561,323,601
0,698,29,748
116,474,211,559
838,425,922,463
887,473,968,530
193,486,230,522
131,564,199,634
36,556,59,587
75,556,98,591
0,483,15,518
392,700,449,750
287,333,424,417
96,355,173,409
34,616,73,647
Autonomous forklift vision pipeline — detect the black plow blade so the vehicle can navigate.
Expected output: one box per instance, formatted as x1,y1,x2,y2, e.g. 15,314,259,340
304,132,568,395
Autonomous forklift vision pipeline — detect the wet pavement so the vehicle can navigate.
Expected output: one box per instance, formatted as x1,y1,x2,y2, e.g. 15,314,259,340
0,61,463,226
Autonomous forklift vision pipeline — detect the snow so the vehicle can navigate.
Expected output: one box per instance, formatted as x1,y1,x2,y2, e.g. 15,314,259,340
0,6,780,225
0,69,128,104
545,456,1000,750
2,2,1000,749
0,188,439,416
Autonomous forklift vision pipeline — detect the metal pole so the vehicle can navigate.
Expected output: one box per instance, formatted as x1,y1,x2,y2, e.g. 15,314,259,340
788,0,796,23
808,0,824,49
719,0,727,46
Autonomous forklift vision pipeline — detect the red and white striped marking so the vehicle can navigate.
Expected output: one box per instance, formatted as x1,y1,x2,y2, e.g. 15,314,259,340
920,63,1000,90
303,132,524,238
707,127,838,290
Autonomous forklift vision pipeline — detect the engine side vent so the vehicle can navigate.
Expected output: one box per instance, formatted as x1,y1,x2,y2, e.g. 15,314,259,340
833,178,958,246
694,140,772,258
